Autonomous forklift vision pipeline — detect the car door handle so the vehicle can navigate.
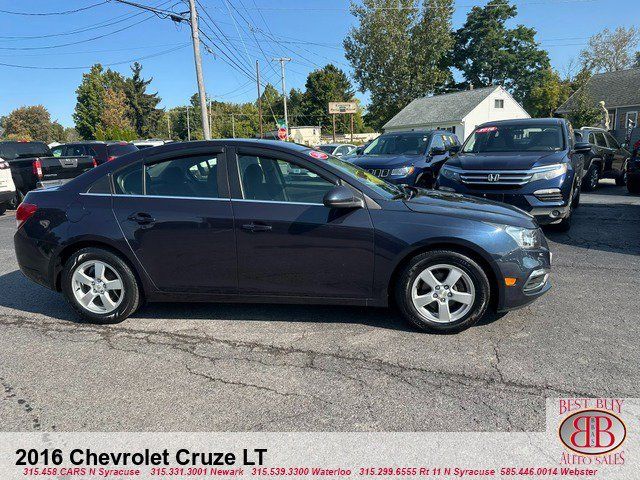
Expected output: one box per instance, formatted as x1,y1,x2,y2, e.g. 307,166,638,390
242,222,272,232
127,212,155,225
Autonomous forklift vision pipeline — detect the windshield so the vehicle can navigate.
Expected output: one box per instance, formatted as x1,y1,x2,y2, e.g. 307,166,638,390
0,142,51,160
315,153,402,199
363,132,429,156
463,125,565,153
317,145,335,154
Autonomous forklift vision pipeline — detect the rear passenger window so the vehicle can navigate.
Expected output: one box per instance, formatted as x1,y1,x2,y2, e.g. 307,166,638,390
146,156,220,198
113,162,143,195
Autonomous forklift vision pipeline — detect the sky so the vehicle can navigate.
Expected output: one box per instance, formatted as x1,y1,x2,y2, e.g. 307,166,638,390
0,0,639,128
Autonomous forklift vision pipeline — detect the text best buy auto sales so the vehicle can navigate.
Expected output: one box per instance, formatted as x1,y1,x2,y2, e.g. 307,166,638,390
64,448,267,467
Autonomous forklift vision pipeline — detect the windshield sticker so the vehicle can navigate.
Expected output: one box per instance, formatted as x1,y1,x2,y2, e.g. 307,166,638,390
309,150,328,160
476,126,498,134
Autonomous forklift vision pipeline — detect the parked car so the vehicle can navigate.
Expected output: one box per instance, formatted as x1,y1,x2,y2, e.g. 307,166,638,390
575,127,630,191
437,118,589,232
627,139,640,194
0,141,95,204
316,143,356,157
14,140,551,333
133,139,172,150
349,130,460,187
51,141,138,165
0,158,16,214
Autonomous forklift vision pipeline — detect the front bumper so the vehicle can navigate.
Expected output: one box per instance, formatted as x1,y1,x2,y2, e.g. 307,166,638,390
438,178,571,225
496,245,552,311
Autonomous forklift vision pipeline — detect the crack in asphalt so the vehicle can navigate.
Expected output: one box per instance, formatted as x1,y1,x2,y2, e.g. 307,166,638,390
0,312,630,408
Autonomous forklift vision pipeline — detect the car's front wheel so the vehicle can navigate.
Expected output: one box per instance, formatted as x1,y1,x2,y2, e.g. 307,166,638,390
615,162,627,186
582,164,600,191
395,250,491,333
62,247,141,323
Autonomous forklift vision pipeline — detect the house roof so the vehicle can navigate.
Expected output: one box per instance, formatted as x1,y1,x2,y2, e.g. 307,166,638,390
556,68,640,113
382,86,498,130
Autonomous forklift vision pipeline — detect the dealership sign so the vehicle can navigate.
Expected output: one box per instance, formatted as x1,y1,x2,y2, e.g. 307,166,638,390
328,102,357,114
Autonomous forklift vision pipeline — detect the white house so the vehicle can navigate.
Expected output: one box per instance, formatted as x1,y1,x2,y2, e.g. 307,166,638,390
382,86,530,140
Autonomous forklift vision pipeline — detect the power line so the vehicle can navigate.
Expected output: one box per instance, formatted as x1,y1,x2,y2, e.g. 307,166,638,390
0,44,189,70
0,15,156,50
0,1,110,16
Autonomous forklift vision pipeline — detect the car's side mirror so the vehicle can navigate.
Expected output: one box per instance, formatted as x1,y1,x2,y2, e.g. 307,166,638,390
335,152,343,157
323,185,364,209
448,145,461,154
430,146,447,156
573,142,592,153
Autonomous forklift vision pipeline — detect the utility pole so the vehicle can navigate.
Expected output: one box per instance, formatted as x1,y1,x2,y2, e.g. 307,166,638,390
187,0,211,140
256,60,263,138
208,99,212,138
166,111,171,139
272,57,291,138
231,113,236,138
186,106,191,141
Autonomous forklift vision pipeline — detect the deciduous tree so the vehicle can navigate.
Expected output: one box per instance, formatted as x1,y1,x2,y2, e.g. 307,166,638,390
345,0,454,130
453,0,549,105
581,27,639,73
3,105,51,141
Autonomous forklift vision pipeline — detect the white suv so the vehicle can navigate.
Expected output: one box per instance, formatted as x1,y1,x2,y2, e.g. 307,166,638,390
0,159,16,215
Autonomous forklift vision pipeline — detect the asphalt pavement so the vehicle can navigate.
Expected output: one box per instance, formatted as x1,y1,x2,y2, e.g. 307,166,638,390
0,180,638,432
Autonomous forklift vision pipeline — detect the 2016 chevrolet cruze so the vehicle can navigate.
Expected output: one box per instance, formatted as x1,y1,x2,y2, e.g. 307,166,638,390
14,140,551,333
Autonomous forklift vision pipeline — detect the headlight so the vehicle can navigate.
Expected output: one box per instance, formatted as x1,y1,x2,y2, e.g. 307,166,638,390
391,165,415,176
439,166,461,181
505,226,541,249
530,164,567,182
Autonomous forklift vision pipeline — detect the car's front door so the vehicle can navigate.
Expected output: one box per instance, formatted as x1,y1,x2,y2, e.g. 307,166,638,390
605,132,627,173
112,147,237,294
229,147,375,299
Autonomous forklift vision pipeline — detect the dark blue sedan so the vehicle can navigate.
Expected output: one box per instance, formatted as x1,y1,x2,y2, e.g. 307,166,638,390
14,140,551,333
349,130,460,187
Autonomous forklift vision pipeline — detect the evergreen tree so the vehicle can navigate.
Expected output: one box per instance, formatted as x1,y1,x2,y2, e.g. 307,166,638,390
124,62,164,138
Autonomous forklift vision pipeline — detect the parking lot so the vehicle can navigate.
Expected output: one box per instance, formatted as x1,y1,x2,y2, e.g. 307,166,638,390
0,181,638,433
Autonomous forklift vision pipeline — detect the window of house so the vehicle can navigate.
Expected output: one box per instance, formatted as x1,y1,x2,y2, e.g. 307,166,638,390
238,154,335,204
495,99,505,109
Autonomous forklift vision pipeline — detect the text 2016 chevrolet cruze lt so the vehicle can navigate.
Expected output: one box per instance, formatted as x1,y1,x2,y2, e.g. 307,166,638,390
14,140,551,333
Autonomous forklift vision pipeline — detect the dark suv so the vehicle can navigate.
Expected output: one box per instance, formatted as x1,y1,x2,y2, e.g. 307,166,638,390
51,141,138,165
437,118,590,231
349,130,460,187
575,127,630,191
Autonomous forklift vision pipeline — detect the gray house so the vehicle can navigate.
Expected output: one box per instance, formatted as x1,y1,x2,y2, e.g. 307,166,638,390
382,86,529,140
556,68,640,141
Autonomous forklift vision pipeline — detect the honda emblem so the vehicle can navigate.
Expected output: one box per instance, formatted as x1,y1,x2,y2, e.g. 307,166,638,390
487,173,500,182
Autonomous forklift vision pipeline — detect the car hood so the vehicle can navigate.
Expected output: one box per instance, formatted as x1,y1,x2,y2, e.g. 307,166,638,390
446,151,565,170
350,154,423,168
403,189,537,229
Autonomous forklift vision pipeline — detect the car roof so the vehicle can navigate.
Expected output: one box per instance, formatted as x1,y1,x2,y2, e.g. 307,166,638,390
477,118,564,128
135,139,312,156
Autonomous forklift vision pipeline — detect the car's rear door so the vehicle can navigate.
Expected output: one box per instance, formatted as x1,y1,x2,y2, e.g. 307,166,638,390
228,146,375,299
111,145,237,294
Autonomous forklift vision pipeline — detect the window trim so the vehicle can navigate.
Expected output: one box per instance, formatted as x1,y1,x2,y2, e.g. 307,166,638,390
494,99,505,109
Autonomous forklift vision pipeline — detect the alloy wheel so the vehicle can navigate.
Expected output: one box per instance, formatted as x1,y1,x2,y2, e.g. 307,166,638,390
411,264,475,323
72,260,124,314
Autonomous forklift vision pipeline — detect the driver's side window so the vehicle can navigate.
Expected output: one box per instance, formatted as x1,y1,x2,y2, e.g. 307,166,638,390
238,154,335,204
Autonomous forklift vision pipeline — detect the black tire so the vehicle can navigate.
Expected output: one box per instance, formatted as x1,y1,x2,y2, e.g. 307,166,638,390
395,250,491,334
615,163,627,186
61,247,141,324
571,187,581,209
582,164,599,191
627,176,640,195
8,190,24,210
0,204,6,215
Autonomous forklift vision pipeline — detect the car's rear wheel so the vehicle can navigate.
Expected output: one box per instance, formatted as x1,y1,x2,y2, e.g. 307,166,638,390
62,247,141,323
628,175,640,195
395,250,490,333
582,164,599,191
